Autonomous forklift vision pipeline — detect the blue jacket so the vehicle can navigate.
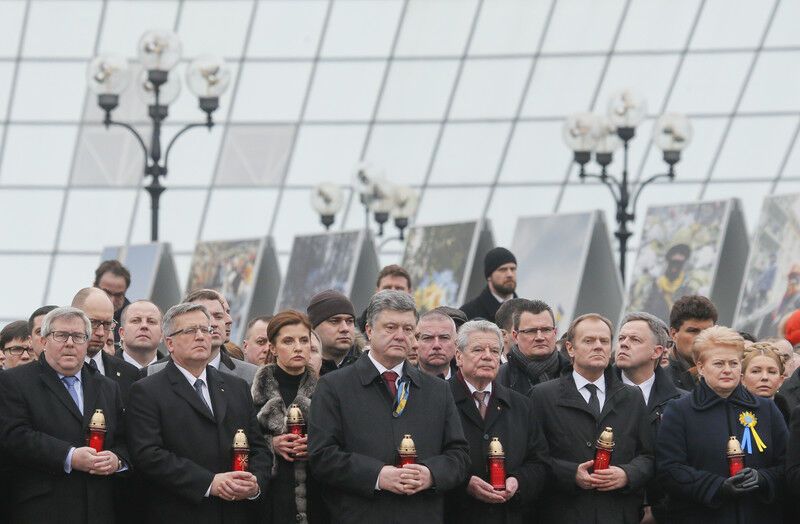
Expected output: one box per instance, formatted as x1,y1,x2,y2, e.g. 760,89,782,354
656,379,787,524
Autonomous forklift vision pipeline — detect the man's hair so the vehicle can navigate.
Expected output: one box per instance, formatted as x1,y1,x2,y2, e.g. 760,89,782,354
512,299,555,331
456,320,503,352
183,288,223,305
365,290,417,328
564,313,614,344
267,310,312,345
28,305,58,333
376,264,412,290
738,331,757,343
495,298,527,332
0,320,30,349
120,300,163,325
41,307,92,338
93,259,131,288
416,310,456,334
246,315,273,334
692,325,743,364
669,295,718,330
162,303,210,338
621,311,670,348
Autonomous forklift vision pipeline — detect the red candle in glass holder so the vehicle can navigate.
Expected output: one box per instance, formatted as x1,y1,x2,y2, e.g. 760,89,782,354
727,436,745,477
287,404,306,436
488,437,506,490
232,429,249,472
397,434,417,466
86,409,106,452
593,427,615,471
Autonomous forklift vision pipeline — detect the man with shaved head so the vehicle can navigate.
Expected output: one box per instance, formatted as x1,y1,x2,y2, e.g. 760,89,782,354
72,287,139,403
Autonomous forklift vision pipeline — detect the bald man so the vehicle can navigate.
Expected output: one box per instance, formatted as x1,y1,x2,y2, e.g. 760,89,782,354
72,287,140,404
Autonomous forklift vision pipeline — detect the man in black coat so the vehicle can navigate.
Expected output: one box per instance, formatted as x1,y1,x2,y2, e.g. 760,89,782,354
308,290,364,376
498,299,571,397
460,247,518,325
72,287,140,404
126,303,271,524
445,320,547,524
530,313,654,523
0,307,128,524
666,295,717,391
309,290,470,523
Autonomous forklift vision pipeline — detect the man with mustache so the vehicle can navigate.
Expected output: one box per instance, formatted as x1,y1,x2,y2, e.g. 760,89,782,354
461,248,518,326
308,290,362,376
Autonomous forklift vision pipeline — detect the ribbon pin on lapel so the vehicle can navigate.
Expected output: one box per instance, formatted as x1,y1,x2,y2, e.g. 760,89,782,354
739,411,766,454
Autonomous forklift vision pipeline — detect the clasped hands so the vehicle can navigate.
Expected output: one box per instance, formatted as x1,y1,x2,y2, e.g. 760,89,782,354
71,447,121,475
378,464,432,495
211,471,260,501
721,467,762,497
575,460,628,491
466,475,519,504
273,433,308,462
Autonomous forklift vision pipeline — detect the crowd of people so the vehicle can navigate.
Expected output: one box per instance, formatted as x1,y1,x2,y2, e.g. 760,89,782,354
2,249,800,524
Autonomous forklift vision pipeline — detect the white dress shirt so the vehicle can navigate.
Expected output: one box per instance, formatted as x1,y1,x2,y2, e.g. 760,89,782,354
621,372,656,406
368,352,405,490
573,371,606,411
173,362,213,416
122,350,158,370
463,379,493,412
87,352,105,375
208,351,222,370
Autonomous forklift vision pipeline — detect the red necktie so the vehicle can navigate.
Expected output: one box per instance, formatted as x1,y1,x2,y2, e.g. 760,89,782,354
382,371,399,398
473,390,488,419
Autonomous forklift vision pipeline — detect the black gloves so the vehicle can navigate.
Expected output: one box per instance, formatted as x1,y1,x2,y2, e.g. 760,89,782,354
720,468,762,498
737,468,763,490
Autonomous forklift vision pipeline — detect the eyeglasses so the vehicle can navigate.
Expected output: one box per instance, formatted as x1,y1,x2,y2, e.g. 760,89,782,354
517,326,555,336
2,346,33,356
49,331,89,344
100,287,126,299
89,318,118,332
168,325,215,338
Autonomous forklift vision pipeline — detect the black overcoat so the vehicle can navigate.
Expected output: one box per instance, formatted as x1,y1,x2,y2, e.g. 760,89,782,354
656,380,787,524
530,368,654,523
308,355,470,524
126,361,271,524
0,355,128,524
460,286,517,324
444,376,547,524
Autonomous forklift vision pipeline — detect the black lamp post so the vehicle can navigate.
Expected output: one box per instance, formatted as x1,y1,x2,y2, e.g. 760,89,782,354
563,90,692,282
88,31,231,242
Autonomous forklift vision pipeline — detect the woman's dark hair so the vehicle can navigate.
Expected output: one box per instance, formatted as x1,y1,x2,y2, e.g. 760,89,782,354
267,310,312,345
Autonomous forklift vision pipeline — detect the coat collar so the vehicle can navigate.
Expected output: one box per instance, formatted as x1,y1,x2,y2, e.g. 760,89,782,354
612,364,683,410
691,378,758,411
356,352,422,388
450,374,510,430
37,353,100,428
556,367,627,421
165,360,226,423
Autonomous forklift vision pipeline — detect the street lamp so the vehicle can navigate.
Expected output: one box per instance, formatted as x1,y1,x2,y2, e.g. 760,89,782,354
563,89,692,282
87,30,231,241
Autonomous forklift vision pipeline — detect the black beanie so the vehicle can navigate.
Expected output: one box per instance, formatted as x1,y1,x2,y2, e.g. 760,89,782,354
307,290,355,328
484,247,517,278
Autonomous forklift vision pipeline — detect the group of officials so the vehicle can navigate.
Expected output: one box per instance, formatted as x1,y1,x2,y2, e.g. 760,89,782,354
2,250,800,523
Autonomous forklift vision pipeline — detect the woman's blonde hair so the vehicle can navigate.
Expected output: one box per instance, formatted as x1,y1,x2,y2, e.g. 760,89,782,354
743,342,785,375
692,325,744,363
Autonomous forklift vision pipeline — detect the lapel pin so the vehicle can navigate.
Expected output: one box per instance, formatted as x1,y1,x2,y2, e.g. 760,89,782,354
220,388,225,392
116,371,121,377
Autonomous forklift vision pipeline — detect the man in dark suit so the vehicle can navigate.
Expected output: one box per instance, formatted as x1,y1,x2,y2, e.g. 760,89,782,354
71,288,140,404
126,303,271,524
666,295,717,391
460,247,518,325
0,306,128,523
309,290,470,523
530,313,654,523
116,300,165,369
445,320,547,524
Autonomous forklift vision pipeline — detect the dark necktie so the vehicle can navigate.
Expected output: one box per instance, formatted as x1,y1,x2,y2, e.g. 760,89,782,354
472,390,488,419
86,359,98,372
382,371,399,398
585,383,600,417
193,378,213,413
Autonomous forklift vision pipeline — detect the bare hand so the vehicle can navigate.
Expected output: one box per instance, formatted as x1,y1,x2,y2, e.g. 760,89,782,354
377,466,407,494
592,466,628,491
70,446,98,473
292,436,308,459
466,475,506,504
640,506,656,524
89,450,120,476
227,471,260,499
575,460,596,490
400,464,432,495
503,476,519,500
272,433,300,462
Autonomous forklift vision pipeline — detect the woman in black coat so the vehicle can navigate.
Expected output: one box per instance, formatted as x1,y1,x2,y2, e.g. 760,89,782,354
656,326,788,524
252,310,320,524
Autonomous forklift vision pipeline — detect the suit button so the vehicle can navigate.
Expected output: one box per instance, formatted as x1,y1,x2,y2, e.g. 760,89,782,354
484,434,489,441
586,441,592,448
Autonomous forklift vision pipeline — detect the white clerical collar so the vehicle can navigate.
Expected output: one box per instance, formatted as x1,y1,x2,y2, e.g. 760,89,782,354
367,351,404,377
573,370,605,394
122,350,158,370
622,371,656,404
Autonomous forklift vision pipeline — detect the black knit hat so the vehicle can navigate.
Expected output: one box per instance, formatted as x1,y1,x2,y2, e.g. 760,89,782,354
484,247,517,278
306,290,355,328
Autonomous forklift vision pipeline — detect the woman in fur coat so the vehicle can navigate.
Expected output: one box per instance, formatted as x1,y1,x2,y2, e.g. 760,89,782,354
253,310,321,524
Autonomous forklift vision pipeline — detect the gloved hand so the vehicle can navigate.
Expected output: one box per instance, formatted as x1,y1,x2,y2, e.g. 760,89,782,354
720,473,757,498
736,468,762,491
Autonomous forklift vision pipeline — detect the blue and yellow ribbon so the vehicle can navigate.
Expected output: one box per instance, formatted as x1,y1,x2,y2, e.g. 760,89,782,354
393,376,410,418
739,411,767,454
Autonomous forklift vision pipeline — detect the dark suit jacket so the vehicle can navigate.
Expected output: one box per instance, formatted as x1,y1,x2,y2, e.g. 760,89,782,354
0,355,128,524
308,355,470,523
99,351,140,405
126,361,271,524
444,376,547,524
530,368,654,524
777,367,800,420
460,286,517,325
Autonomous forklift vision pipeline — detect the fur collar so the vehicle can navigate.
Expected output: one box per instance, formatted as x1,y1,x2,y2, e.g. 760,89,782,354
253,364,317,437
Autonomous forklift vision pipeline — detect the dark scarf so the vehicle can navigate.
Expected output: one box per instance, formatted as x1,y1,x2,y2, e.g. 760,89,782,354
509,345,561,384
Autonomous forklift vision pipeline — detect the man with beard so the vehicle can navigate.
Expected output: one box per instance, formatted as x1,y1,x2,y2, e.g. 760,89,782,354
72,287,140,404
118,300,164,369
308,290,362,376
461,248,518,325
642,243,694,322
416,310,458,380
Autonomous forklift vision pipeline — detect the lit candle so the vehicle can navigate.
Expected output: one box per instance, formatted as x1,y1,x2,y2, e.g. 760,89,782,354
232,429,249,472
86,409,106,452
398,434,417,466
727,436,745,477
487,437,506,491
593,427,615,471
